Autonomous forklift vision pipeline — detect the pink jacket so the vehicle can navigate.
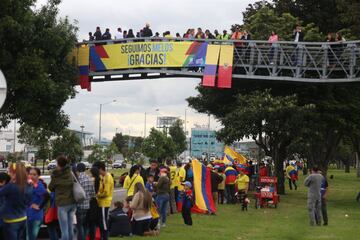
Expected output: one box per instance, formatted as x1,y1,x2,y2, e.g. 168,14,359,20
268,34,279,43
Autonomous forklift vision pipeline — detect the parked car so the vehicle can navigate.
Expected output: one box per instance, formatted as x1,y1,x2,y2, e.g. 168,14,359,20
21,160,32,168
47,160,57,171
112,160,126,169
81,161,92,169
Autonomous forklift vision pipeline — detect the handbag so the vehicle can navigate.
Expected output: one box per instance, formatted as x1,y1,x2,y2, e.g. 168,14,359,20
44,206,58,224
72,172,86,203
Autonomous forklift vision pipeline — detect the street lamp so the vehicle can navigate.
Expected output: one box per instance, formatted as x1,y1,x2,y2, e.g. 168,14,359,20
144,109,159,138
99,100,117,144
80,125,85,147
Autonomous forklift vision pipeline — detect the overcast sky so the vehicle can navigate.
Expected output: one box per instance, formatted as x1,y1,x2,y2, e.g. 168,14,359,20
36,0,255,140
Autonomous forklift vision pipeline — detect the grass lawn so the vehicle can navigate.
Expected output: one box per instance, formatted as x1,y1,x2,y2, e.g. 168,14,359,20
112,169,360,240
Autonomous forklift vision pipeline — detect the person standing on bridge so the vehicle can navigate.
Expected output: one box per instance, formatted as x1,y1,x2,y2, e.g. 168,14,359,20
114,27,123,40
94,27,102,41
102,28,112,40
268,31,279,64
142,23,153,37
195,28,205,39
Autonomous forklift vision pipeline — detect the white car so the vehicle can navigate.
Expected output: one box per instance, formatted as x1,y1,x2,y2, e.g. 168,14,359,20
47,160,57,171
81,161,92,169
112,161,126,169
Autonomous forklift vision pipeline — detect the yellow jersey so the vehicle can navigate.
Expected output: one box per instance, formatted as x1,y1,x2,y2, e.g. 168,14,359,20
123,174,144,197
235,174,249,191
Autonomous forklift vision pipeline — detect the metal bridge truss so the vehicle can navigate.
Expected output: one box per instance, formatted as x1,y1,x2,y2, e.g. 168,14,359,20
88,38,360,83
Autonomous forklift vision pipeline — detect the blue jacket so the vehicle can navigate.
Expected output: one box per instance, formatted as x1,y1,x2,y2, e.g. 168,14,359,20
0,183,33,223
27,181,47,221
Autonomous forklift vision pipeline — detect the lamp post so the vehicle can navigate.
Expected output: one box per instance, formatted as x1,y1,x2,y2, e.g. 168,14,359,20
144,109,159,138
99,100,116,144
80,125,85,147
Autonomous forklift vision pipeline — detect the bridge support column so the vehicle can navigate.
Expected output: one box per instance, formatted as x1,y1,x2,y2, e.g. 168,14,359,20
322,44,329,79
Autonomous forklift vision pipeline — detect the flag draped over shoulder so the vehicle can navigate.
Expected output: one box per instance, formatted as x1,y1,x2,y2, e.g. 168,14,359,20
191,159,216,214
223,146,247,164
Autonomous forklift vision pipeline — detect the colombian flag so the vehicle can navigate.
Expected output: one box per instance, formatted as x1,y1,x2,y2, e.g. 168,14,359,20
223,146,247,164
191,159,216,214
202,45,220,87
77,45,91,91
217,45,234,88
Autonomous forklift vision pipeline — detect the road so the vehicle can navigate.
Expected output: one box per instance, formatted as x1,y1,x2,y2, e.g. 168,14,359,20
112,187,127,206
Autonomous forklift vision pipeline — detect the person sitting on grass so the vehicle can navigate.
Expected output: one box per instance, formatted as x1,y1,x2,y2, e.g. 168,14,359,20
181,181,193,226
130,183,157,236
109,201,131,237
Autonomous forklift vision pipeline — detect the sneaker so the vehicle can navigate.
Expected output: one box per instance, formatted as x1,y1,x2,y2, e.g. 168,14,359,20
161,223,166,228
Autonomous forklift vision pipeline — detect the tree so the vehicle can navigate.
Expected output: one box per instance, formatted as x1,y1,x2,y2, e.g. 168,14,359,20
51,129,83,163
0,0,78,133
104,142,119,164
87,144,106,163
244,6,322,41
141,128,176,161
112,133,144,157
18,123,53,161
189,86,311,194
169,119,187,156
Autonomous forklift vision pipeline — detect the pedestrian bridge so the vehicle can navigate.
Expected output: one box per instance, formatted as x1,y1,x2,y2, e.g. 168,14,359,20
74,38,360,90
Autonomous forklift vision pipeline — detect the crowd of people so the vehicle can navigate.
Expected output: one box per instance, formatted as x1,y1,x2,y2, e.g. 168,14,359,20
0,152,333,240
0,155,258,240
87,23,253,42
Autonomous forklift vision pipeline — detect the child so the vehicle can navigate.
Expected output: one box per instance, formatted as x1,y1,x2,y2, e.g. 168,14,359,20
123,196,133,219
109,201,131,237
0,172,11,240
145,175,155,196
181,181,193,226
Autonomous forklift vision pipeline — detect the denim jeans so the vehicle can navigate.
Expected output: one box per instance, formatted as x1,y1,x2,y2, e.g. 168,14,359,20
58,204,76,240
26,220,42,240
47,222,59,240
156,194,170,224
76,209,88,240
3,220,26,240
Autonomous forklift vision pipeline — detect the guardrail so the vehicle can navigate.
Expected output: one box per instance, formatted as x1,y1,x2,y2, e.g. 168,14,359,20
78,37,360,83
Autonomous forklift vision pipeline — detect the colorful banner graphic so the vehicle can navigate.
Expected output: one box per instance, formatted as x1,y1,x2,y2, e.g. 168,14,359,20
192,159,216,214
217,45,234,88
203,45,220,87
76,45,91,90
89,41,208,71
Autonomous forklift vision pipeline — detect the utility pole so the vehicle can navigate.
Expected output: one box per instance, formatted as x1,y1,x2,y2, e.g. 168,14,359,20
13,119,16,153
207,114,210,160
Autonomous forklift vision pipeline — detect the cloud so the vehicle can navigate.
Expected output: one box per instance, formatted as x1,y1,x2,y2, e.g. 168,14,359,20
35,0,256,139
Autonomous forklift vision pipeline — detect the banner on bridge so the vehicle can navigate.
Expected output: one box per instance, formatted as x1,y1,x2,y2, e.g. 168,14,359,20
89,41,209,71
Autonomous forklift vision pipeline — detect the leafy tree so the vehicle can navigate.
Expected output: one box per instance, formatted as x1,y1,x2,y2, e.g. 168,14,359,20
244,6,322,41
18,124,53,163
169,119,187,156
141,128,176,161
273,0,341,34
112,133,143,157
189,86,311,194
87,144,106,163
51,129,83,163
336,0,360,39
104,142,119,163
0,0,78,133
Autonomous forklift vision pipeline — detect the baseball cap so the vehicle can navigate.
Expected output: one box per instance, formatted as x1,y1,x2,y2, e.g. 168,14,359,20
183,181,192,188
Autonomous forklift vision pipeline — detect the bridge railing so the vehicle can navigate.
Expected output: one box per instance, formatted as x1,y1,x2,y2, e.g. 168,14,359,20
79,37,360,83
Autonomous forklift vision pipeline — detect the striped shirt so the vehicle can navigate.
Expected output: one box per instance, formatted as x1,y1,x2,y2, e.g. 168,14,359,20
77,172,95,210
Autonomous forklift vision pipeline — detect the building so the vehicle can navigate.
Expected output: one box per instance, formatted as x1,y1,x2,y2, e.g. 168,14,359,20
232,141,260,159
190,127,224,159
